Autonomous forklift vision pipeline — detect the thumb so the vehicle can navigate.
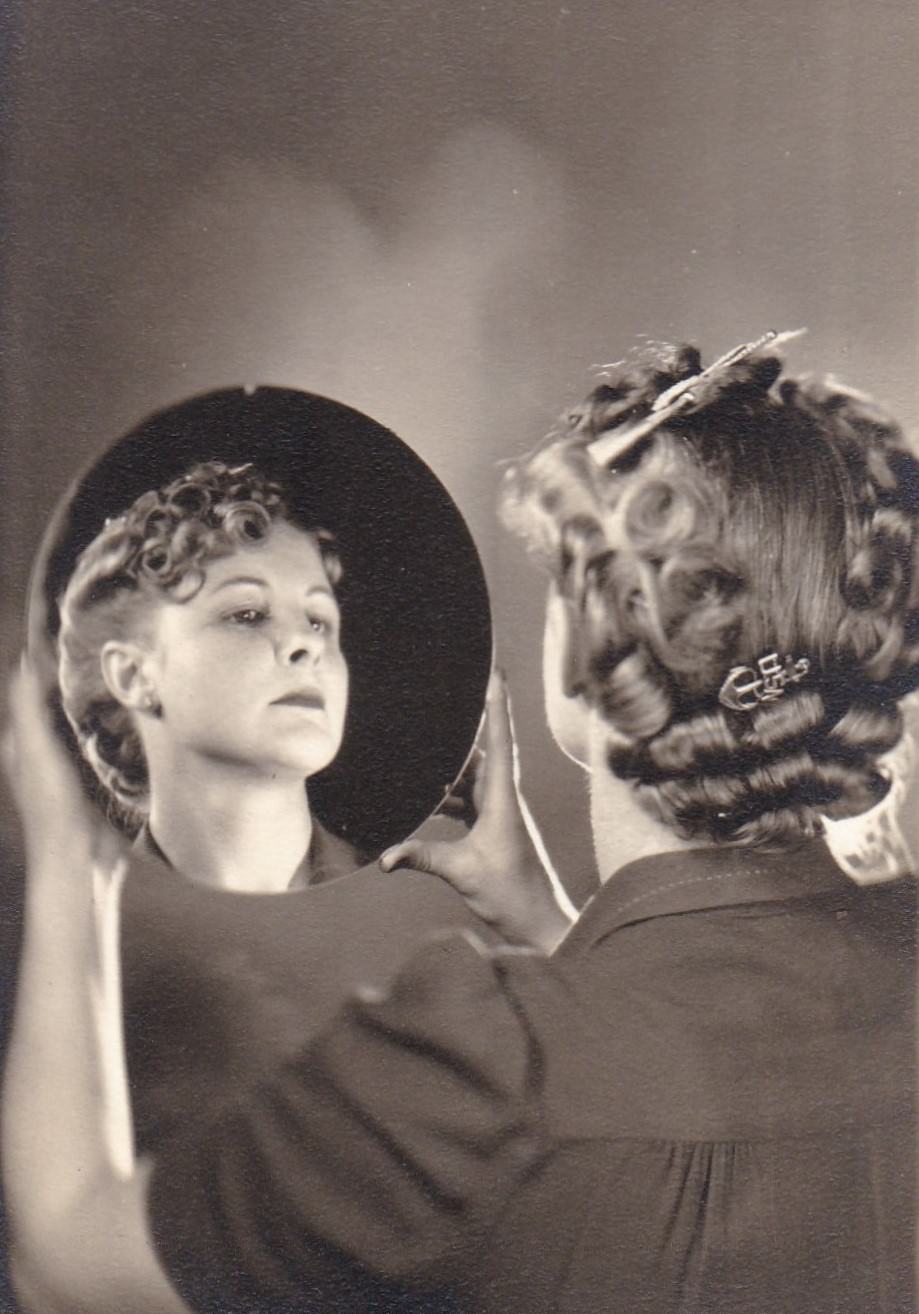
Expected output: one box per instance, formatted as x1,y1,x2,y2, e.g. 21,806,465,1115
380,837,477,897
379,839,439,875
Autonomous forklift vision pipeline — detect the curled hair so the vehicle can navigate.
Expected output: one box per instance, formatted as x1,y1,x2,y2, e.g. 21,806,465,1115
502,343,919,849
58,461,341,827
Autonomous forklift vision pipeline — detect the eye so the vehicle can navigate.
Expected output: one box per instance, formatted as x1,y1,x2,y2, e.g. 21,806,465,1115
228,607,268,626
308,615,328,635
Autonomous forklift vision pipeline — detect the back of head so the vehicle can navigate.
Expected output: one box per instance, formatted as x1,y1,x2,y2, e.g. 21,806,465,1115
503,339,919,849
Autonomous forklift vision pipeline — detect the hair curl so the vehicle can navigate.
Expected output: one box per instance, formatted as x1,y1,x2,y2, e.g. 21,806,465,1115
58,461,341,828
502,343,919,850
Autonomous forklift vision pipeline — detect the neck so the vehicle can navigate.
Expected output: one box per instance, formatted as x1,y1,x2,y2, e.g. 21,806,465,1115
146,752,312,893
587,722,696,883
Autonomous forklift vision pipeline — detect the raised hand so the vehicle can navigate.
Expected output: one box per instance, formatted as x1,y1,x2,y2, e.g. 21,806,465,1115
3,655,135,1181
3,656,120,874
380,671,576,952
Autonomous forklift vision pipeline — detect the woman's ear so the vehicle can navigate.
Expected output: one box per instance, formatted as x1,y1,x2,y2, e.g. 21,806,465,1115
100,641,159,715
541,585,592,768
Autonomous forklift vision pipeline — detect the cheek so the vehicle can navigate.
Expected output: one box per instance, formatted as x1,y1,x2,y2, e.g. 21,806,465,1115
158,633,255,707
542,592,591,768
545,690,591,767
330,656,349,720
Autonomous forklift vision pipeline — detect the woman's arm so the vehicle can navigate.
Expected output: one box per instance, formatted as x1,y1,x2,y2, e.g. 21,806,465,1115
145,931,544,1312
2,660,187,1314
2,660,552,1313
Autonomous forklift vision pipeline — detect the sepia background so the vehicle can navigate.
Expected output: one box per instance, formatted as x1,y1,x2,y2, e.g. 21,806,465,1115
1,1,917,1300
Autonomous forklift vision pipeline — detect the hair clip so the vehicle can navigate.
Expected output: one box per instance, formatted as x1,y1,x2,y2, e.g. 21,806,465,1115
718,652,810,713
587,328,806,470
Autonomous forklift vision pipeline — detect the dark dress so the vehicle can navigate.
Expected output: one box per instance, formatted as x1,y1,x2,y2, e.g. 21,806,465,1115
121,821,485,1156
149,840,915,1314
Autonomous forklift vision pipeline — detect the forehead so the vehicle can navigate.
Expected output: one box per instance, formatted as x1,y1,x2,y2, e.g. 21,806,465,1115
202,521,333,591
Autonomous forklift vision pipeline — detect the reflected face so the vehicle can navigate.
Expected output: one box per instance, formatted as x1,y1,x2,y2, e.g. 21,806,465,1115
142,521,348,780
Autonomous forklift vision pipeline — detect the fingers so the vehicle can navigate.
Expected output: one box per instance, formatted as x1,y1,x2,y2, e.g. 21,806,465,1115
7,653,28,713
5,658,31,756
5,651,85,817
2,661,25,794
479,668,519,815
435,746,483,829
434,670,520,832
26,630,58,695
8,654,51,744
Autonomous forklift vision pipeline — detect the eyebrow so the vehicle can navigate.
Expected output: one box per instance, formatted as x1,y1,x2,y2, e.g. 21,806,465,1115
209,575,335,599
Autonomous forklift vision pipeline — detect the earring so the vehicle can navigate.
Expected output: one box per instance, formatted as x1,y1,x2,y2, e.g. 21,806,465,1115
142,692,161,716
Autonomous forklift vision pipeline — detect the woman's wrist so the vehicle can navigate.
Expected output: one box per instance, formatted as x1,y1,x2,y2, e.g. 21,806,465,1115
522,887,575,953
25,820,121,888
489,865,574,952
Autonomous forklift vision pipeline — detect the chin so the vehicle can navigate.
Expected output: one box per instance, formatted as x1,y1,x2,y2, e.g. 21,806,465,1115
268,723,342,774
298,741,342,779
279,746,339,779
248,742,339,780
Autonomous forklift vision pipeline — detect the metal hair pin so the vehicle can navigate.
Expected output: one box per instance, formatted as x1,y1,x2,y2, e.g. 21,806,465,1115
718,652,810,713
586,328,806,470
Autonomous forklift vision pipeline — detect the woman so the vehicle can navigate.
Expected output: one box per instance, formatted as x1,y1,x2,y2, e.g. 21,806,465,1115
7,384,567,1175
37,384,494,867
56,458,353,892
5,337,916,1313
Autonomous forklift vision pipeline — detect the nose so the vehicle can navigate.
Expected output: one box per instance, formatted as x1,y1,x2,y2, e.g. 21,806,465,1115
279,621,323,666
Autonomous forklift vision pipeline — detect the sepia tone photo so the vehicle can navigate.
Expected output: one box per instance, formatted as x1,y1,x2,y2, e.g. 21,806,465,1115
1,2,916,1310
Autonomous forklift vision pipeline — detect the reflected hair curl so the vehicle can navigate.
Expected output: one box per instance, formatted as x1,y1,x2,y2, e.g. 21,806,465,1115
502,344,919,849
58,461,341,827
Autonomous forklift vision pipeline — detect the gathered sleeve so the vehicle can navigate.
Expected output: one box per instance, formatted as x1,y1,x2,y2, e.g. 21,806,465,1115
147,933,547,1313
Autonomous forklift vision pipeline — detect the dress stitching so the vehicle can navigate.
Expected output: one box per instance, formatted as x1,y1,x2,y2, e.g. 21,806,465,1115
611,869,736,919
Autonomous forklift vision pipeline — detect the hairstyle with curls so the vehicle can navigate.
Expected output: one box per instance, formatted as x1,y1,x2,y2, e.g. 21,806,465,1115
502,342,919,850
57,461,341,828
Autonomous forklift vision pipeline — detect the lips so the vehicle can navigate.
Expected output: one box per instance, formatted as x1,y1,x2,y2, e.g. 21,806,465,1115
273,690,325,711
